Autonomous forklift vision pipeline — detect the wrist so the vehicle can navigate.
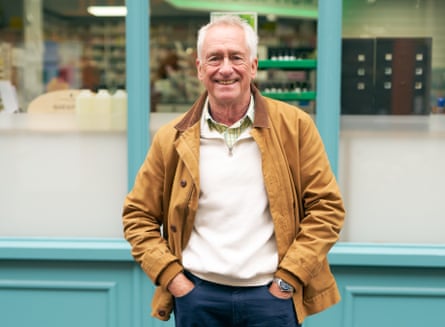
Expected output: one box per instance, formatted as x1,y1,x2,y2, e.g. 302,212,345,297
273,278,294,293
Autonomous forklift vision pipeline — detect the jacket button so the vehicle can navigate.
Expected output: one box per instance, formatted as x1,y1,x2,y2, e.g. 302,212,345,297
180,180,187,187
170,225,177,233
158,310,166,317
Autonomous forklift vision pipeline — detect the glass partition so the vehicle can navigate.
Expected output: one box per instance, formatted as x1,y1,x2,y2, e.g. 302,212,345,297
149,13,318,115
339,0,445,244
0,0,127,237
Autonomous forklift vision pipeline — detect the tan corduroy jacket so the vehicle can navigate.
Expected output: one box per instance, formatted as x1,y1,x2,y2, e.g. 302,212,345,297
122,85,345,324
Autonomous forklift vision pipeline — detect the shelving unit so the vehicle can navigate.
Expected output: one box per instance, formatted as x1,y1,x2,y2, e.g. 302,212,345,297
257,59,317,105
84,21,126,89
258,59,317,70
262,90,316,101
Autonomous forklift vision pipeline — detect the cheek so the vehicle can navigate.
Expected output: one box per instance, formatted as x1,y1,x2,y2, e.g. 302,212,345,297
199,66,218,81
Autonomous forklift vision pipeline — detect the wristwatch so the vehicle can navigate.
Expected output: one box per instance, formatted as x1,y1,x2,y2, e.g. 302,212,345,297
273,278,294,293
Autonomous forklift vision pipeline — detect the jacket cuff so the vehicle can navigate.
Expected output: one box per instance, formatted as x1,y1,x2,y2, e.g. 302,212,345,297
157,261,184,290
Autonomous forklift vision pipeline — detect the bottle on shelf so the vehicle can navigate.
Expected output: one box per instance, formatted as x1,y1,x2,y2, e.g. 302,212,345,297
429,97,445,132
432,97,445,114
94,89,112,130
75,89,95,130
111,89,127,131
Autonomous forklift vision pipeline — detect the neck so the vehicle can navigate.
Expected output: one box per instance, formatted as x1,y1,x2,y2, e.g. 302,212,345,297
209,96,251,126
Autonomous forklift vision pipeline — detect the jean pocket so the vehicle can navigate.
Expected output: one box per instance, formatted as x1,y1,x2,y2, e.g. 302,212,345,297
174,283,197,300
266,287,293,301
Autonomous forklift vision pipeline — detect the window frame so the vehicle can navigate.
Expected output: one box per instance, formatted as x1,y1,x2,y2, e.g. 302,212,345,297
125,0,342,190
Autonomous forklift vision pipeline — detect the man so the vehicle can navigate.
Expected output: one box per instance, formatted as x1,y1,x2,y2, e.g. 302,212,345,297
123,15,345,327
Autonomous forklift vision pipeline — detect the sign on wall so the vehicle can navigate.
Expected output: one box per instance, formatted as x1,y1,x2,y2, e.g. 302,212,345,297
210,12,258,32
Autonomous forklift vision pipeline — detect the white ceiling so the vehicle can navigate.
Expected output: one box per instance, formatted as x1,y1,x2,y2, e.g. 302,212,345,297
42,0,205,18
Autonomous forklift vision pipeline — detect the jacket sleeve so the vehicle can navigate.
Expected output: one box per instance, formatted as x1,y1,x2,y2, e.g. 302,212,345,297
122,131,183,290
277,112,345,287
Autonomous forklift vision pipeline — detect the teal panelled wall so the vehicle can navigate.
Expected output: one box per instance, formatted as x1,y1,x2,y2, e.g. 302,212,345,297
305,244,445,327
1,239,445,327
0,238,168,327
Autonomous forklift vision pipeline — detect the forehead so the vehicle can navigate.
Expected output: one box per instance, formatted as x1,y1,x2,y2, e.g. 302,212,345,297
203,25,248,54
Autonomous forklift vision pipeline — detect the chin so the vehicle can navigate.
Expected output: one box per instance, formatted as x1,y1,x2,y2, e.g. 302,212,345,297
214,91,239,102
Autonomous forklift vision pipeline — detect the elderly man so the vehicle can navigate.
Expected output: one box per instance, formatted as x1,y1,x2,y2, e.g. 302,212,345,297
123,15,345,327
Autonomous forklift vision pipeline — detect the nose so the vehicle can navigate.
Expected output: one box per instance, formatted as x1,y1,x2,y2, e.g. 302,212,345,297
219,57,233,73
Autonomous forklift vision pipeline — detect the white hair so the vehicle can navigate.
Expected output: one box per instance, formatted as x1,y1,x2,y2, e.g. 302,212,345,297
196,15,258,61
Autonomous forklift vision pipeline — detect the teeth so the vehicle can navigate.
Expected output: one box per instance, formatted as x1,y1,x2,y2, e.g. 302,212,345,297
219,80,235,85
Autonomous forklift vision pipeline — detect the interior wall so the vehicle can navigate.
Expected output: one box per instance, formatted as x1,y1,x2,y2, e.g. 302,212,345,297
342,0,445,68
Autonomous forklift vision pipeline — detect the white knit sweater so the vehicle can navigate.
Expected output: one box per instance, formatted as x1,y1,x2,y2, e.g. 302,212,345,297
182,115,278,287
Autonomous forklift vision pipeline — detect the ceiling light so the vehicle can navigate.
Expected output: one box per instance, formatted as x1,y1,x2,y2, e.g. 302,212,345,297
87,6,127,17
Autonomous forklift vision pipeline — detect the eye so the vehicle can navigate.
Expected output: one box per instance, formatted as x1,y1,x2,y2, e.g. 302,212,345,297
231,55,245,64
207,55,222,65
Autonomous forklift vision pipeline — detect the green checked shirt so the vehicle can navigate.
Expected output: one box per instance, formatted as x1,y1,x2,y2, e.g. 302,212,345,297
203,95,255,150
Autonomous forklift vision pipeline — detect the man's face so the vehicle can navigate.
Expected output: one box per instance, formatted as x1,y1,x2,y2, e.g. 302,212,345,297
196,25,258,106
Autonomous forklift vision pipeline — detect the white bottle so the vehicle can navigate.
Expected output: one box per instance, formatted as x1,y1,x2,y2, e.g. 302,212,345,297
75,89,94,130
111,89,127,131
93,89,112,130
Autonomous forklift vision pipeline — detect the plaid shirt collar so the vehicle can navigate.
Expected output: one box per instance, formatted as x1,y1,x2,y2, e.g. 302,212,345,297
203,95,255,132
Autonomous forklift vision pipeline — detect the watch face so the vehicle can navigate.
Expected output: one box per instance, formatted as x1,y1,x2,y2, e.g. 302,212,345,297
276,279,293,292
279,280,292,291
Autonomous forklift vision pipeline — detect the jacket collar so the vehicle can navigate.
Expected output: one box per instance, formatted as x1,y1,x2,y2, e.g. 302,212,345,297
174,83,269,132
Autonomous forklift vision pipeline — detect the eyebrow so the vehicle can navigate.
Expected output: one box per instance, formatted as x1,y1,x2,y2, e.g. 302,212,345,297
206,50,245,57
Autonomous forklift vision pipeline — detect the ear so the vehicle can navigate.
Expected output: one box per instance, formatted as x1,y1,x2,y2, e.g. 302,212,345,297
250,57,258,79
196,59,204,81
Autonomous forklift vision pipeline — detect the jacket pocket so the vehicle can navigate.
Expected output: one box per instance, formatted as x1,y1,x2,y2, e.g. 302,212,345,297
302,259,338,304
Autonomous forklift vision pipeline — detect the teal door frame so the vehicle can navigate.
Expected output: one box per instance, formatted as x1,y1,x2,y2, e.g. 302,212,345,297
125,0,343,186
126,0,150,190
315,0,342,175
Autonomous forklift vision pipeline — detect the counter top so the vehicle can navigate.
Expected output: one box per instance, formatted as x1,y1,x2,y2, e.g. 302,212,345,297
2,113,445,134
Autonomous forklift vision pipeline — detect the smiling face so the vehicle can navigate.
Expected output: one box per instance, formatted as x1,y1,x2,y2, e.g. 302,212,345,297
196,24,258,109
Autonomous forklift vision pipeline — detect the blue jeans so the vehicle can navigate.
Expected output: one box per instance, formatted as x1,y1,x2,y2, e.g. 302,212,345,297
173,272,301,327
